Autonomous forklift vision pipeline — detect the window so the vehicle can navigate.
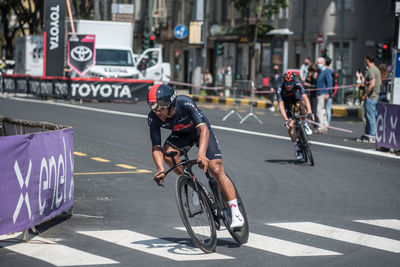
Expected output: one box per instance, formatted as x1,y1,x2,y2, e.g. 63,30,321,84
279,7,289,19
96,49,134,66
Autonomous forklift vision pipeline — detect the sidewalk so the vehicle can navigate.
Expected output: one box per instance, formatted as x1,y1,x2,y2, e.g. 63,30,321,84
188,94,362,118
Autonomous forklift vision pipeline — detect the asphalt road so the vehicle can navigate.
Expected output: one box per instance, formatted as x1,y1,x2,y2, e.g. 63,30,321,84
1,95,400,267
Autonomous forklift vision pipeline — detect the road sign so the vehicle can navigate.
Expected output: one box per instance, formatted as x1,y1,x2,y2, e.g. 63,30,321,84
317,34,323,44
174,24,188,40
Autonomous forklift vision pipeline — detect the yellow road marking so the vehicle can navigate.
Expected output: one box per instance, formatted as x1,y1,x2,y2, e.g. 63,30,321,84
116,164,137,169
74,151,87,156
91,157,110,163
74,170,151,175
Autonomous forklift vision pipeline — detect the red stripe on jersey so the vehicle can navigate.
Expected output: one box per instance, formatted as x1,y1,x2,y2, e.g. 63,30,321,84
173,122,194,131
148,84,162,103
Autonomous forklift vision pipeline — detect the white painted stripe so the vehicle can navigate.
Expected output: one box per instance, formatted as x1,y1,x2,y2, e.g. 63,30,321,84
268,222,400,253
77,230,233,261
175,227,340,257
354,219,400,231
1,236,118,266
2,95,399,160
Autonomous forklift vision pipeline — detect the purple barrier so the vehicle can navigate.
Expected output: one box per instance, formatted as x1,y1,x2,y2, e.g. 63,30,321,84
0,128,74,235
377,103,400,150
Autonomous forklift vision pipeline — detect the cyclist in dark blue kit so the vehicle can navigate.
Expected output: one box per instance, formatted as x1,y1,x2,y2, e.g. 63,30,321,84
147,84,244,229
277,71,314,160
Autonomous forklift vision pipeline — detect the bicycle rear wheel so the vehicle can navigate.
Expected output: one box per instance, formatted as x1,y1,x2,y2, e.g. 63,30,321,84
175,174,217,253
219,174,249,244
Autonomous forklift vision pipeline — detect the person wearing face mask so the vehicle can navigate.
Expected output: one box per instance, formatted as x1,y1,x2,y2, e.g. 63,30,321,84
314,57,332,134
300,57,311,83
268,65,282,112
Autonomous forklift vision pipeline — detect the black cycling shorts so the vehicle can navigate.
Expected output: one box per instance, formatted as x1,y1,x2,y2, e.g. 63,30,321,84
164,119,222,160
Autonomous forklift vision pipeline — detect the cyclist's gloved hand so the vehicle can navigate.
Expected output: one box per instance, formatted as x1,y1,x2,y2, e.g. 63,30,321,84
284,120,290,129
307,113,314,120
197,155,209,173
154,170,166,185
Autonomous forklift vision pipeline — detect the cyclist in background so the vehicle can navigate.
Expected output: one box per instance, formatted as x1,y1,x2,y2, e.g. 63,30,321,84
146,84,244,229
277,71,314,160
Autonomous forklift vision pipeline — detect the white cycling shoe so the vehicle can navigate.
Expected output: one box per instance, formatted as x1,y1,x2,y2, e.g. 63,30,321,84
230,211,245,229
295,149,304,160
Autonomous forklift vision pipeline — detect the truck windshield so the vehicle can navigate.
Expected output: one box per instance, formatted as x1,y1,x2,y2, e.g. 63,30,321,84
96,49,134,66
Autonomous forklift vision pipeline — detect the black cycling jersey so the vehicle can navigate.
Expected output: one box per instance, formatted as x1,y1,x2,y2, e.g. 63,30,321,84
148,95,222,160
276,82,306,104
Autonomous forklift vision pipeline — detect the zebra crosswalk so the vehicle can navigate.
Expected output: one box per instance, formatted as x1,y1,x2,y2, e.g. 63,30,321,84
1,219,399,265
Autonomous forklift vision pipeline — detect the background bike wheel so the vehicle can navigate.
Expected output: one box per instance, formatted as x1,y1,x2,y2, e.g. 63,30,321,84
220,174,249,244
175,174,217,253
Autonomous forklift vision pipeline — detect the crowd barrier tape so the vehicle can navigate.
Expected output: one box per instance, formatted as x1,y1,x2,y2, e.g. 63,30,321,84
376,102,400,150
0,118,74,236
0,74,154,101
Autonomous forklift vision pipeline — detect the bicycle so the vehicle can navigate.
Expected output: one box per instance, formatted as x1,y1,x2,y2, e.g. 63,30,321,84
290,108,314,166
157,147,249,253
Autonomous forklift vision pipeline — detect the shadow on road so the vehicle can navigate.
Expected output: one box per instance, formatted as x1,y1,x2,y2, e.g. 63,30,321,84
264,159,300,165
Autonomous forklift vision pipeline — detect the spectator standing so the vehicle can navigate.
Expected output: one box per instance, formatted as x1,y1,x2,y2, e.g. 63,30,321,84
314,57,332,134
358,55,381,143
325,57,334,125
378,64,389,102
303,63,319,124
300,57,311,82
269,64,281,112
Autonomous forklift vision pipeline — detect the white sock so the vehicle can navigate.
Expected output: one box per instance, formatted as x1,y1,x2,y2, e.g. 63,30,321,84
228,199,239,213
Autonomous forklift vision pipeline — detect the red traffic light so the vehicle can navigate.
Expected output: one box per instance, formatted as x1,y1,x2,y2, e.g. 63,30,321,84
321,48,326,53
382,44,389,50
149,35,156,41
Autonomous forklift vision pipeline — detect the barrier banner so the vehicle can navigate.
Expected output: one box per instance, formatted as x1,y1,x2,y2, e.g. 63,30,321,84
69,79,151,100
376,103,400,150
1,74,153,101
0,128,74,235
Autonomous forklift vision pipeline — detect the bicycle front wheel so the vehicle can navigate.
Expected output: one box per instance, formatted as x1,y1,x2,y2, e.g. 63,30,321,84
175,174,217,253
299,124,314,166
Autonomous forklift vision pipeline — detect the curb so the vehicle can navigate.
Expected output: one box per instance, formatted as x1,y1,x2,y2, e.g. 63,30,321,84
189,95,362,118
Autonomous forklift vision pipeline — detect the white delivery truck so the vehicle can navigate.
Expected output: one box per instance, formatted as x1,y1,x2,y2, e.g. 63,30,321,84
74,20,137,79
14,35,44,76
74,20,170,81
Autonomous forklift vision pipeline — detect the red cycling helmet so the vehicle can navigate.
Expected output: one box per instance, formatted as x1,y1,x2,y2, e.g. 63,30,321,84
284,71,296,84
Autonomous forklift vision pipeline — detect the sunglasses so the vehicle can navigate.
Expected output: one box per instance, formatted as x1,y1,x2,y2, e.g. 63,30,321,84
149,102,168,111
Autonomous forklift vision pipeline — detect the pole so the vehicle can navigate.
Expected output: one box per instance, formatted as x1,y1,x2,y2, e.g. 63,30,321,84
65,0,75,34
338,0,344,103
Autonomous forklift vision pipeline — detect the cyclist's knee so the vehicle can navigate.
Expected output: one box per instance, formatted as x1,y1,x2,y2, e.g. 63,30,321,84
209,159,224,177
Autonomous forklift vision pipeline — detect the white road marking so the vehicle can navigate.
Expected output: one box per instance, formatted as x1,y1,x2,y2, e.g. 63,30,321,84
268,222,400,253
174,227,341,257
2,95,399,160
77,230,233,261
0,236,118,266
354,219,400,231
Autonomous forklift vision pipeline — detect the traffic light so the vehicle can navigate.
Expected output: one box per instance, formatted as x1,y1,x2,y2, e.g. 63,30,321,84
382,43,390,60
216,42,224,56
376,42,383,60
149,34,156,48
321,48,327,58
142,35,150,51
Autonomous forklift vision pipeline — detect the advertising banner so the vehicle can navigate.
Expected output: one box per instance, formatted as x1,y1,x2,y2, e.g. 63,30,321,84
68,34,96,76
1,74,153,101
376,103,400,150
44,0,65,77
0,128,74,235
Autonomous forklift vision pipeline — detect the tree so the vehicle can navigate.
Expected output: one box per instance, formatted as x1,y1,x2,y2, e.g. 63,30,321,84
0,0,44,58
233,0,288,81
